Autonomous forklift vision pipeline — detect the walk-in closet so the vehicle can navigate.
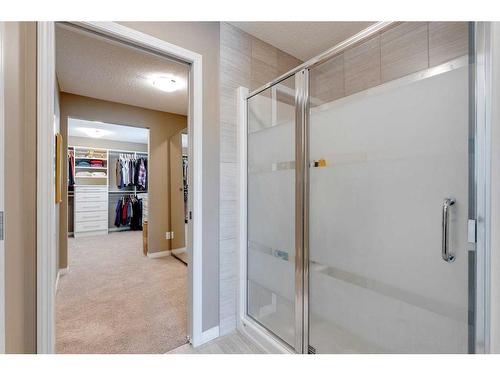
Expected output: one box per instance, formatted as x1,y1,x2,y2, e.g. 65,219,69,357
67,120,150,239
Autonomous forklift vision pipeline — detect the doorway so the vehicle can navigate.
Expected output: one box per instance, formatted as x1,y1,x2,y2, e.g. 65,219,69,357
55,24,191,353
37,21,205,353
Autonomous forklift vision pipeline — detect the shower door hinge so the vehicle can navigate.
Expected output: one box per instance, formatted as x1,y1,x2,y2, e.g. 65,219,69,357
0,211,4,241
468,219,477,244
307,345,316,354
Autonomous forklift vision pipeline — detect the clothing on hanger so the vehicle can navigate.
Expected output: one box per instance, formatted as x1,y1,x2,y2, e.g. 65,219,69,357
115,154,148,190
114,195,143,230
68,151,75,188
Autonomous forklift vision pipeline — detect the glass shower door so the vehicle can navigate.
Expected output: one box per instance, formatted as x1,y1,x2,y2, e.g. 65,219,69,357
247,76,297,348
307,24,471,353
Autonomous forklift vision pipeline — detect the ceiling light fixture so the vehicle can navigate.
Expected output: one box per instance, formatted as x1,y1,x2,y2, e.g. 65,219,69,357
78,127,113,138
151,74,183,92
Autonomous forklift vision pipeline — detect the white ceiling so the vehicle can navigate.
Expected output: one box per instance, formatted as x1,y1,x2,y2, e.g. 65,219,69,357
69,118,149,144
56,25,189,115
229,22,375,61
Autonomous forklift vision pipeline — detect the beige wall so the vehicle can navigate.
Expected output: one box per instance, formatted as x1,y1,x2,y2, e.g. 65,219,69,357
4,22,37,354
169,129,186,250
120,22,221,331
59,93,186,269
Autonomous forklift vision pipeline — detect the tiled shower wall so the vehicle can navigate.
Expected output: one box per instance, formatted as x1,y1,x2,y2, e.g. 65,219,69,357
219,22,302,335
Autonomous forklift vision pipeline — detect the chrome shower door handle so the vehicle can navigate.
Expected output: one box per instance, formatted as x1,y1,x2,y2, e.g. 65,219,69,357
442,197,456,263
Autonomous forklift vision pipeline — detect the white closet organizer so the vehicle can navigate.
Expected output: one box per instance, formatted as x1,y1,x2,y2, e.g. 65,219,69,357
71,146,109,238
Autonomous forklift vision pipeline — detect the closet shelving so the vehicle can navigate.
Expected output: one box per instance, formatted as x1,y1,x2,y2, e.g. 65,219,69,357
68,145,149,237
72,146,109,183
69,146,109,238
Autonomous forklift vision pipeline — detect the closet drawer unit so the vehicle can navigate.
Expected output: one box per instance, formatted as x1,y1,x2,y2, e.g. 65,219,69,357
74,186,107,194
75,210,108,223
75,192,107,203
74,220,108,233
75,200,108,212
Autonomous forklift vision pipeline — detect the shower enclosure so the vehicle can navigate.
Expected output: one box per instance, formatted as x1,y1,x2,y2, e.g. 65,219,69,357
244,22,489,353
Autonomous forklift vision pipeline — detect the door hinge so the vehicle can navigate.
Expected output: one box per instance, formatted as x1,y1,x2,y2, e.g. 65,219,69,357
468,219,476,244
189,211,192,221
0,211,4,241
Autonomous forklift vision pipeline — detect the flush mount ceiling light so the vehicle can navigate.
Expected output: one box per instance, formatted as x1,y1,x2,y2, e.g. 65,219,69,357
78,127,113,138
150,74,183,93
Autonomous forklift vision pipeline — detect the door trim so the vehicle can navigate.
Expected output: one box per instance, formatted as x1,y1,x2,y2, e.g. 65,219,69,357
37,21,206,353
472,21,492,354
294,69,309,354
237,86,292,354
0,21,6,354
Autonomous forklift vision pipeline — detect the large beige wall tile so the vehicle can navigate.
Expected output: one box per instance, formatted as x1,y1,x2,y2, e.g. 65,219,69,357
221,22,251,54
220,44,251,87
251,58,278,91
381,22,429,82
252,37,278,66
310,54,345,105
219,23,303,336
429,22,469,67
344,35,381,96
277,52,302,76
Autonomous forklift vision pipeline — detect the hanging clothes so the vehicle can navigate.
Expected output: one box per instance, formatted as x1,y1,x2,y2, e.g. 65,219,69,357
115,154,148,190
68,151,75,188
137,158,147,190
114,199,122,227
130,199,143,230
114,195,143,230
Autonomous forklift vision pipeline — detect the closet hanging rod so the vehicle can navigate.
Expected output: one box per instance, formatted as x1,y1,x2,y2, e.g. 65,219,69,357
108,148,148,154
108,191,148,194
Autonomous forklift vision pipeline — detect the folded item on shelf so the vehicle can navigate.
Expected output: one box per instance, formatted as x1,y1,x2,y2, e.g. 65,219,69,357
76,161,90,167
75,171,93,177
90,160,104,166
91,171,107,177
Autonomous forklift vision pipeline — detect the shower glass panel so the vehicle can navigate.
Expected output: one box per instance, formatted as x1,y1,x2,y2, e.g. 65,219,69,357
247,76,296,347
307,23,470,353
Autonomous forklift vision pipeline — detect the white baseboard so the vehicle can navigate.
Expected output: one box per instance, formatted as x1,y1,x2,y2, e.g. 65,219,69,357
55,272,60,292
74,229,108,238
55,267,69,292
237,317,292,354
195,326,219,347
58,267,69,276
172,247,186,255
147,250,171,259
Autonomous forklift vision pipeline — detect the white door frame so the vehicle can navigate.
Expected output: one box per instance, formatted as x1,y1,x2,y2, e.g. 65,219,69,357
37,21,206,353
0,21,6,354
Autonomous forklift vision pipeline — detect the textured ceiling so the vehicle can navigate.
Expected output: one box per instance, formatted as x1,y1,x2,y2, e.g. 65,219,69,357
229,22,375,61
56,25,189,115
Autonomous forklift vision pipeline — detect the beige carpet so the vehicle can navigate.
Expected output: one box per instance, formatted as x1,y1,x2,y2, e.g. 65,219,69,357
56,231,187,354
